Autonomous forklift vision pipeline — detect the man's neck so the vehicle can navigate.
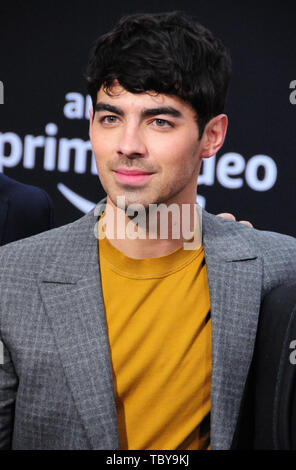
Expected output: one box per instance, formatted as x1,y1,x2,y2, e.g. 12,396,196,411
99,197,202,259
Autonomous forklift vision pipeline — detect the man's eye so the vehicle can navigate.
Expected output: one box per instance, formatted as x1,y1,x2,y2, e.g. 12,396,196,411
153,119,172,128
100,115,119,124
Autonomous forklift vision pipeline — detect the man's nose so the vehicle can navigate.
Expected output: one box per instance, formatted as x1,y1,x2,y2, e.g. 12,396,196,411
117,124,147,158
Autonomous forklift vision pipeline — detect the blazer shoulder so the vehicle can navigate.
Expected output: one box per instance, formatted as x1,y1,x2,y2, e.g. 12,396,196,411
250,226,296,254
202,209,296,256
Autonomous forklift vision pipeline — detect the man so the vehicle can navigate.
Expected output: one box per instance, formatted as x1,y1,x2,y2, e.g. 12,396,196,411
0,11,296,450
0,173,54,246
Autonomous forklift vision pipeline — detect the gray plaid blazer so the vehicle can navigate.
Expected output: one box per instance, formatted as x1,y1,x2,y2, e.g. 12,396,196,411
1,195,296,450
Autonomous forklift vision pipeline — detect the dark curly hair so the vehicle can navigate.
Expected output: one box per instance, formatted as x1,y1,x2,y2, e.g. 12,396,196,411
85,11,232,139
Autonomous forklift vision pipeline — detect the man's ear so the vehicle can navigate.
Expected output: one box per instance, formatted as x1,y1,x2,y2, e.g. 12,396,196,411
199,114,228,159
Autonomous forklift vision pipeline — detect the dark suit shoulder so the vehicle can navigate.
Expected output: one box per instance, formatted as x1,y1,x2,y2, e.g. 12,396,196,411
0,173,47,200
0,174,55,244
0,173,53,215
0,210,94,279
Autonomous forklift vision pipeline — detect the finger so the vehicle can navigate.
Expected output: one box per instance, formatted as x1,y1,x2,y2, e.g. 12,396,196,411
238,220,253,228
216,213,236,221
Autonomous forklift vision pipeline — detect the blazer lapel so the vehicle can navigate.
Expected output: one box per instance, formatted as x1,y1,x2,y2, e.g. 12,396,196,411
38,198,120,450
202,210,262,450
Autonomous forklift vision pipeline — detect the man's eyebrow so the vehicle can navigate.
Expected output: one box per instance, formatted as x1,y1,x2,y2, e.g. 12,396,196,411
94,103,124,116
94,103,183,119
141,107,182,118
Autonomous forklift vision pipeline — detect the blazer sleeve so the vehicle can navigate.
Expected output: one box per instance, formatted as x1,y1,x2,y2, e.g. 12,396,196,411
0,336,18,449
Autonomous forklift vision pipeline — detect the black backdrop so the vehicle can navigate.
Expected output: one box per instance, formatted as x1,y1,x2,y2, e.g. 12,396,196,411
1,0,296,235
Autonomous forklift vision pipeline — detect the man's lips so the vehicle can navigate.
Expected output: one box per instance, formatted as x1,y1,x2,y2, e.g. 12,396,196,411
113,168,154,184
114,168,153,175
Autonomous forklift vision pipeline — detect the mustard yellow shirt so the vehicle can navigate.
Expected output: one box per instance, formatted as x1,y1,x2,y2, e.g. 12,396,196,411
98,225,211,450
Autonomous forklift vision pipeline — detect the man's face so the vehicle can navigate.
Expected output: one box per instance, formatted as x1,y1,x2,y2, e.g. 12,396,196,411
89,82,204,211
